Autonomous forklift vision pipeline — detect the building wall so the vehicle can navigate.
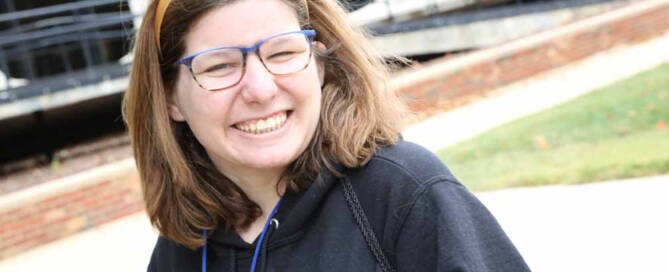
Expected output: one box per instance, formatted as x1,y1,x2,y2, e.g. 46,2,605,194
395,0,669,121
0,159,143,260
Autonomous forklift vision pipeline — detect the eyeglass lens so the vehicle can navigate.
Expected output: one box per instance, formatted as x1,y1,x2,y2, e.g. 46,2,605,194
190,33,312,90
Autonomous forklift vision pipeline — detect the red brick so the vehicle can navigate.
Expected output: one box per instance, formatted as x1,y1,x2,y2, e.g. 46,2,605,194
42,190,80,205
0,208,23,221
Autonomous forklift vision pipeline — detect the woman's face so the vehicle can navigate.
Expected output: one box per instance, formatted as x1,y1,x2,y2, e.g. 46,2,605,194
168,0,323,184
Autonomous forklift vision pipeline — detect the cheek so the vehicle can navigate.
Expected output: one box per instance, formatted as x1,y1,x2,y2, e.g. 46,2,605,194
302,74,323,129
174,69,193,94
174,73,218,122
287,63,323,100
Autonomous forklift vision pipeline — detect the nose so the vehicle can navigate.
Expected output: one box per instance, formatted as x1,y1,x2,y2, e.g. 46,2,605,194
239,53,278,104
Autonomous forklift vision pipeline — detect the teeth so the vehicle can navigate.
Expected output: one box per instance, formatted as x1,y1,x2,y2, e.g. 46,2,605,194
234,112,287,134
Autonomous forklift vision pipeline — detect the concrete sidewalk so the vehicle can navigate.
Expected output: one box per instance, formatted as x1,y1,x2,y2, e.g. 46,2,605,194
0,211,157,271
478,175,669,272
2,175,667,272
2,25,669,272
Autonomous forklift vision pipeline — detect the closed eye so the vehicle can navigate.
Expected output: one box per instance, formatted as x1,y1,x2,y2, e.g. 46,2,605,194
268,51,298,59
201,63,238,74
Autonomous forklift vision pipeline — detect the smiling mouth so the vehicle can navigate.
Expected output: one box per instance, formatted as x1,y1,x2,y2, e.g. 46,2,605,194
233,111,289,134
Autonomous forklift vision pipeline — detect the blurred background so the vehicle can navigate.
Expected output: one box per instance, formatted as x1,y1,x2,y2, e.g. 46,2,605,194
0,0,667,271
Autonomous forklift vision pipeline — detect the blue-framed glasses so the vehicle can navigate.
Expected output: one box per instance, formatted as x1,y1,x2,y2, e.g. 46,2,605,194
178,30,316,91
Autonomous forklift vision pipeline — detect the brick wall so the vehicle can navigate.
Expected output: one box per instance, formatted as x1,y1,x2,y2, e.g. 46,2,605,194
1,0,668,260
395,0,669,121
0,159,143,260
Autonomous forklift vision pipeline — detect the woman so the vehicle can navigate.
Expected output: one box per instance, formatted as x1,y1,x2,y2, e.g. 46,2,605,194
123,0,530,271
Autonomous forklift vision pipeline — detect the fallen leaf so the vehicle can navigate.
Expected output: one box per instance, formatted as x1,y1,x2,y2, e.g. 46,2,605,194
617,126,632,136
535,135,552,150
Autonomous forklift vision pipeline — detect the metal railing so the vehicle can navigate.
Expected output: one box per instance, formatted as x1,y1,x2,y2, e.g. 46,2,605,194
362,0,622,34
0,0,135,105
0,0,626,111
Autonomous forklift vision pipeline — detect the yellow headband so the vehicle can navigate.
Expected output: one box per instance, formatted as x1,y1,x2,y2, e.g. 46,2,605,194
154,0,172,53
153,0,310,53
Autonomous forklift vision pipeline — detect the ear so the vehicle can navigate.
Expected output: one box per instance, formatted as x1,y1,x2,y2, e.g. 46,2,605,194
167,89,187,122
314,41,327,87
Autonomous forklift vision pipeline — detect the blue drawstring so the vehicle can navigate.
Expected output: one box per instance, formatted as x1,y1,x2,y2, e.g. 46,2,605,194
202,197,283,272
202,229,208,272
249,198,282,271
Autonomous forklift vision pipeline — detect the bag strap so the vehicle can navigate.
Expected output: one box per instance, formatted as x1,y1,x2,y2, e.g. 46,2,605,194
341,177,396,272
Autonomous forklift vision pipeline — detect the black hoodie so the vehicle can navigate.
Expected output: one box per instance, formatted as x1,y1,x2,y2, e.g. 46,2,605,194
148,140,530,271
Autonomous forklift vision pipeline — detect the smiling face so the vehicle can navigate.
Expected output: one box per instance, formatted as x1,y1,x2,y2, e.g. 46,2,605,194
168,0,323,186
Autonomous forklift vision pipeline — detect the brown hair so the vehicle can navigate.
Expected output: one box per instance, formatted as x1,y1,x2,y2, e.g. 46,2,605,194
122,0,407,249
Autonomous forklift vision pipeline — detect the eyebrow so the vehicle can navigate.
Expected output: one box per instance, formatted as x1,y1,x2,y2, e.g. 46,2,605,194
263,35,293,46
180,30,313,64
208,49,240,57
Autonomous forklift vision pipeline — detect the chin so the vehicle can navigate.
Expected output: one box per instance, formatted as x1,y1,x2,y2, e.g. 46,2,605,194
239,149,301,170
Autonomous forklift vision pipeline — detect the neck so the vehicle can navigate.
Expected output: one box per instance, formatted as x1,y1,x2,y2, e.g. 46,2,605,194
238,175,285,214
216,164,286,214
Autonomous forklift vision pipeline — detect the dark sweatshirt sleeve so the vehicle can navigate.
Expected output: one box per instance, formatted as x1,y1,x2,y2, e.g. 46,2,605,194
147,236,198,272
394,179,530,272
147,236,166,272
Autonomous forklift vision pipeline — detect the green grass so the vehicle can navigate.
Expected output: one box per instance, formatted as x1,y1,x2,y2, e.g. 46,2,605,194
437,63,669,191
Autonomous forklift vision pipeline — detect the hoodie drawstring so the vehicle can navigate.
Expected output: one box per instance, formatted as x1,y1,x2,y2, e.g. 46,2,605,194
202,229,208,272
257,218,279,272
201,197,282,272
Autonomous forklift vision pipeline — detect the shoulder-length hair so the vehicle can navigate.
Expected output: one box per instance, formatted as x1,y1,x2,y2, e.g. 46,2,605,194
122,0,407,249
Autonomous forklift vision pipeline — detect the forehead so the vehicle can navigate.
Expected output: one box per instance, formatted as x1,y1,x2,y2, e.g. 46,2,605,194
183,0,301,55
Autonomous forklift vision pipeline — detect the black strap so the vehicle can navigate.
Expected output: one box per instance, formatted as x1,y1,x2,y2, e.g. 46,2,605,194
341,178,396,272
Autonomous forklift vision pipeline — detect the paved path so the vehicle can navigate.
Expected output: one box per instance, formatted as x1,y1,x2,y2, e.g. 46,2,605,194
3,175,667,272
0,212,157,271
2,28,669,272
477,175,669,272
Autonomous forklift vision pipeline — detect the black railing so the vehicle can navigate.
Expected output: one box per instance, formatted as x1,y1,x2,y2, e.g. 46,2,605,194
0,0,135,105
0,0,624,107
367,0,623,35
